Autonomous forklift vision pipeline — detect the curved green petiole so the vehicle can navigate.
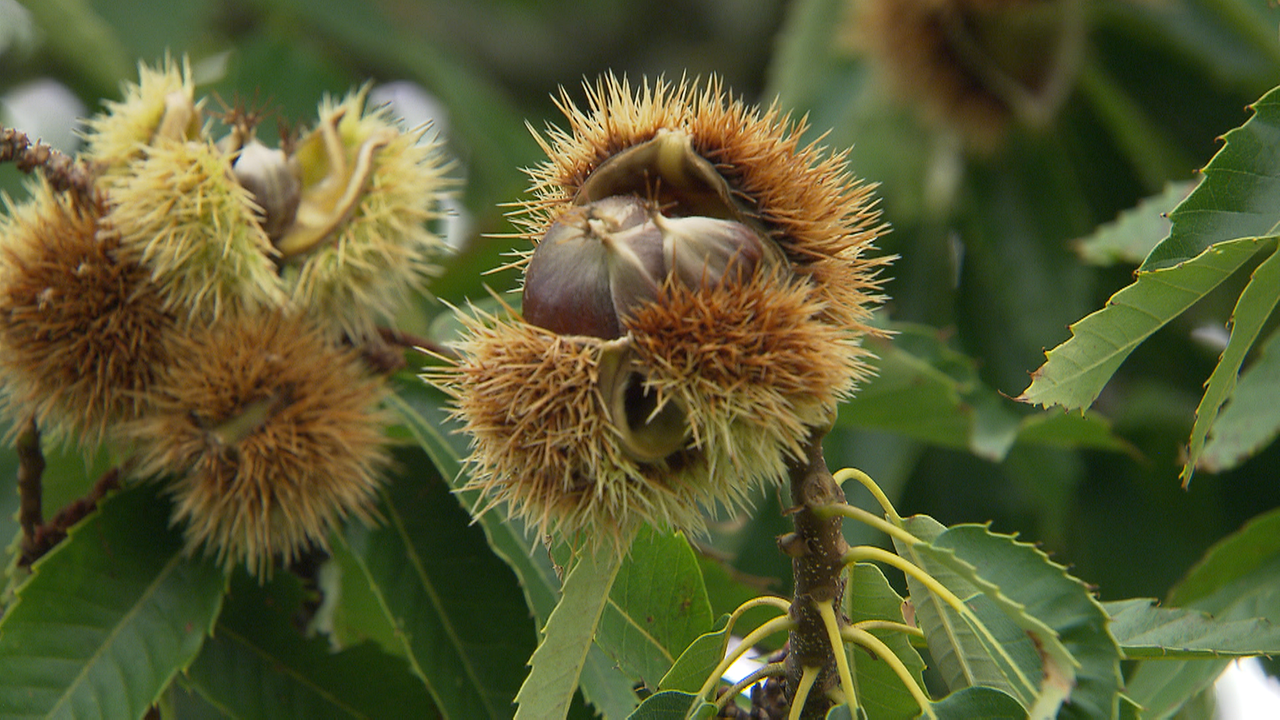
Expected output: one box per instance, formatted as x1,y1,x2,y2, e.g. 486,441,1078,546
712,661,787,712
817,600,859,715
833,467,903,524
694,612,796,707
843,546,968,612
853,619,925,642
843,626,938,719
818,502,921,547
842,545,1041,700
788,664,821,720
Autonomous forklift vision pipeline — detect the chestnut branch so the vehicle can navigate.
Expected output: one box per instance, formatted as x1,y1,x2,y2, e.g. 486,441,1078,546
780,424,851,718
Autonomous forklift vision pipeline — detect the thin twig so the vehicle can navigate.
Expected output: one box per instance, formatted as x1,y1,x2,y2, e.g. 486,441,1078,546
19,467,122,568
376,326,454,359
0,126,98,205
360,335,408,375
16,417,45,563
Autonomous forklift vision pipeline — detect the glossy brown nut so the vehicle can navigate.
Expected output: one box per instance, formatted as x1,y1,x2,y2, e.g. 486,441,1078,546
522,195,777,338
522,195,664,338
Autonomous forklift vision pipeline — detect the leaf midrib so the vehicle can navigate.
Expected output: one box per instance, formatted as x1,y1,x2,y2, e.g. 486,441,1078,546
212,625,369,719
603,595,675,665
381,486,502,719
46,550,185,718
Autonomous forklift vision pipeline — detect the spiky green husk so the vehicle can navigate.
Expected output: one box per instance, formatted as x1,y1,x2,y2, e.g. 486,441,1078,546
81,56,199,171
107,138,286,320
285,89,453,339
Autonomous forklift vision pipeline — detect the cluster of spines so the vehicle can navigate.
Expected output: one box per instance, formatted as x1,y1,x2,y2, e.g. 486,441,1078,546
438,75,889,547
0,59,452,576
287,90,452,339
520,75,889,331
106,136,286,319
123,312,391,577
0,181,173,447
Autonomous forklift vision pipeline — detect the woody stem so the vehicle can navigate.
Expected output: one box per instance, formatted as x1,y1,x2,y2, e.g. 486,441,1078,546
780,424,850,718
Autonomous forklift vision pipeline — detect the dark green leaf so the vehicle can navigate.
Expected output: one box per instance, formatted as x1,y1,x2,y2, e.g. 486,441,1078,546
577,645,644,720
1144,86,1280,271
1075,181,1195,266
1118,694,1141,720
841,329,1022,461
0,483,226,720
1123,659,1224,720
185,570,438,719
319,532,403,657
1125,506,1280,717
1011,411,1136,455
844,327,1131,461
388,375,640,717
658,618,730,694
625,690,715,720
925,525,1123,720
844,563,926,720
693,553,783,650
387,374,560,620
1169,505,1280,607
930,686,1027,719
1201,326,1280,472
895,517,1124,719
161,679,235,720
596,528,714,688
1185,244,1280,483
515,548,624,720
1103,598,1280,659
1018,236,1270,411
341,445,536,719
838,334,979,455
892,517,1032,709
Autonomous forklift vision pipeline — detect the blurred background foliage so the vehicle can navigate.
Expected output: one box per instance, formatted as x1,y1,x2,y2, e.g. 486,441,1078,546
4,0,1280,686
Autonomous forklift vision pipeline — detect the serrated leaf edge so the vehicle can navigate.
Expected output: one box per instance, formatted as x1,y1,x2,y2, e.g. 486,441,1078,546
1018,237,1269,411
1183,240,1280,484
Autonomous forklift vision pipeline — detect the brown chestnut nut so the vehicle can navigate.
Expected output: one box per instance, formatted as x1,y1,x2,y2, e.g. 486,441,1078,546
521,195,775,338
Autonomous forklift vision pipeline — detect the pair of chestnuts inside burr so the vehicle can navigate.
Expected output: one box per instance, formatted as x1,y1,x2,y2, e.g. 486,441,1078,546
520,130,787,464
